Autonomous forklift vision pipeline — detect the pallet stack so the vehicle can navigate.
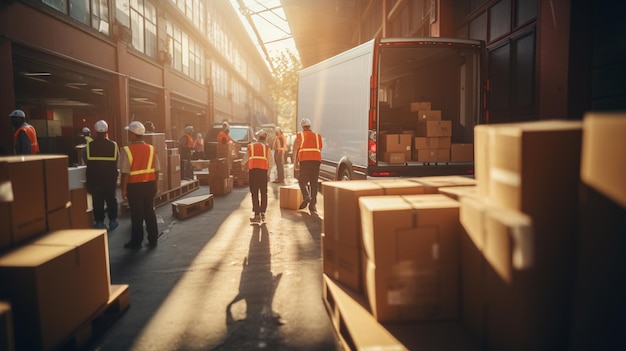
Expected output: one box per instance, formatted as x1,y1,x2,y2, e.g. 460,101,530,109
0,155,129,350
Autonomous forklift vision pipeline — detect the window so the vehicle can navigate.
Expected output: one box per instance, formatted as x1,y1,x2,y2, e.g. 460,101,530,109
129,0,157,58
42,0,109,34
167,21,205,83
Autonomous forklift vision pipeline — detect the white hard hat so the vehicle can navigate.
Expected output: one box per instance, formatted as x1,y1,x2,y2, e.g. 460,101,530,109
185,125,194,133
94,120,108,133
9,109,25,118
300,118,311,127
275,126,282,133
222,121,230,129
82,127,91,134
256,129,267,140
125,121,146,135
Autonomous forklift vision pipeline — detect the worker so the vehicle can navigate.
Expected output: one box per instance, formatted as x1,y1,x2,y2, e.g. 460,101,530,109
243,129,274,225
85,120,119,230
9,109,39,155
217,121,235,144
272,127,287,183
119,121,160,249
193,132,205,160
82,127,93,144
178,124,195,180
293,118,322,214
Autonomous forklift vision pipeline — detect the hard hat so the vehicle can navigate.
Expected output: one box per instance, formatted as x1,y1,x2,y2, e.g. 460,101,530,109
9,109,26,118
185,125,194,133
94,120,108,133
124,121,146,135
222,121,230,129
82,127,91,134
275,126,282,133
196,133,203,138
300,118,311,127
256,129,267,140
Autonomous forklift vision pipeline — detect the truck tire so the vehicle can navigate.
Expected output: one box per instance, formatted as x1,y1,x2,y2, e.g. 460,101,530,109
338,166,351,181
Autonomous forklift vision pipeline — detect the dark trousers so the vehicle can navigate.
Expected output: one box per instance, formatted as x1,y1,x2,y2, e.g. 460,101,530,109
127,181,158,244
91,185,118,222
249,168,268,215
298,161,321,206
274,151,284,181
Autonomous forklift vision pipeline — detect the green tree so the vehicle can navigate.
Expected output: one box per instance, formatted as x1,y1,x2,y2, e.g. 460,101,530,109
270,49,301,134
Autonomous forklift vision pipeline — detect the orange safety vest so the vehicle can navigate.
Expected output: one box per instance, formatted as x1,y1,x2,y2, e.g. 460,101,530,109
296,131,322,161
123,144,156,183
273,133,287,151
247,142,270,170
14,124,39,154
181,133,193,148
217,130,233,144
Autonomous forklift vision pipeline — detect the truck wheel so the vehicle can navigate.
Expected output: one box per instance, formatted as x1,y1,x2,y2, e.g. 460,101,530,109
338,167,351,181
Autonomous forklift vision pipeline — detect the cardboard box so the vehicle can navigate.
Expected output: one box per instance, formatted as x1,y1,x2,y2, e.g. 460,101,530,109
168,154,181,174
451,143,474,162
216,143,239,159
473,125,490,198
409,102,432,111
415,149,437,162
0,230,110,351
168,168,181,189
70,187,91,229
47,204,72,232
190,160,210,171
0,300,15,351
580,112,626,208
414,110,442,121
414,137,451,150
416,120,452,137
279,184,304,210
358,194,462,322
459,196,572,351
0,156,46,246
323,180,425,247
41,155,69,212
383,152,405,163
209,158,230,179
409,175,477,194
382,134,412,153
209,175,233,195
438,185,477,201
322,234,361,293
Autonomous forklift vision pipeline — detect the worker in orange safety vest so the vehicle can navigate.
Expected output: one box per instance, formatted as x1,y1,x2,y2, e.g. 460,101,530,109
243,129,274,225
293,118,322,214
272,127,287,183
119,121,161,249
9,109,39,155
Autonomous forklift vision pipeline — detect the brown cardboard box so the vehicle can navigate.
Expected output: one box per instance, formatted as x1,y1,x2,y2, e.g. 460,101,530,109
279,184,304,210
414,137,451,150
409,175,477,194
322,234,361,292
415,149,437,162
47,204,72,232
436,148,450,162
580,112,626,208
409,102,432,111
0,156,46,246
416,120,452,137
451,143,474,162
414,110,442,121
473,125,490,198
460,196,572,351
383,152,405,163
168,154,181,174
438,185,477,201
190,160,210,171
168,168,181,189
0,301,14,351
41,155,69,212
0,230,110,351
358,194,461,322
382,134,412,153
209,158,230,179
69,187,91,229
209,175,233,195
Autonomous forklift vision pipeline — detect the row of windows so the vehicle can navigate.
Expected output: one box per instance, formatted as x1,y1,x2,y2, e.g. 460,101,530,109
39,0,268,106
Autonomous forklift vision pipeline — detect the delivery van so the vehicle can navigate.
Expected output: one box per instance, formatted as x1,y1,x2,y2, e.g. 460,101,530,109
296,37,487,180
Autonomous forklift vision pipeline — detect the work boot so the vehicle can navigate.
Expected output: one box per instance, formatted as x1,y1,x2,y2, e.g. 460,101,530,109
250,214,261,224
108,219,119,230
260,213,266,223
94,221,107,229
309,204,318,214
299,197,311,210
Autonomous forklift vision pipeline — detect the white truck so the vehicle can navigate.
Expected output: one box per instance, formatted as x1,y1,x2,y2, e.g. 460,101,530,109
296,37,486,180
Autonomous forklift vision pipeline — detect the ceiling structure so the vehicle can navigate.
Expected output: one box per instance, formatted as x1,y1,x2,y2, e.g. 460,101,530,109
279,0,361,68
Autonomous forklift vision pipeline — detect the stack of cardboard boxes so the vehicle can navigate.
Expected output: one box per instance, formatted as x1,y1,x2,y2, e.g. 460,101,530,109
380,101,474,163
0,155,118,350
323,114,625,350
208,158,233,195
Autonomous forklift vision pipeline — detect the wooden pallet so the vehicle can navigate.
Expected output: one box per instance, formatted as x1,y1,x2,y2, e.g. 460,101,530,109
57,284,130,350
172,194,214,219
121,179,199,215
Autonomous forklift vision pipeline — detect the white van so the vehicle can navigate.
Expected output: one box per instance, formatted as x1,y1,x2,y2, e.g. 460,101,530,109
296,37,486,180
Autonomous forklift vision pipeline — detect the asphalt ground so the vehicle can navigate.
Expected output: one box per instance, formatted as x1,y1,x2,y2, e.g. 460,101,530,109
86,165,343,351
